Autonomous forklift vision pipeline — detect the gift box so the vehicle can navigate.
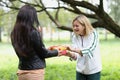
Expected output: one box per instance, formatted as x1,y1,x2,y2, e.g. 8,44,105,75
49,46,67,55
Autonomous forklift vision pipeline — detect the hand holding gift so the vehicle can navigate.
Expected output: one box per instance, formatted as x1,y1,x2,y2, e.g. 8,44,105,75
48,45,68,55
48,45,77,59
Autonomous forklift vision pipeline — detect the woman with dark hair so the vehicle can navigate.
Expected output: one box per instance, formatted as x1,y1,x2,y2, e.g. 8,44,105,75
11,5,60,80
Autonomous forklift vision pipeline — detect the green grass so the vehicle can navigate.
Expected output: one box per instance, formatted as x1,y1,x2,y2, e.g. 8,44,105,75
0,37,120,80
100,38,120,80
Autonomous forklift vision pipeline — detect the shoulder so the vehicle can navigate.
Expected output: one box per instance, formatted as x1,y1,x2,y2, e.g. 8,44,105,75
86,29,98,41
30,29,39,37
89,29,98,37
72,32,78,38
92,29,98,38
90,29,99,41
71,32,77,41
30,29,40,40
31,29,38,34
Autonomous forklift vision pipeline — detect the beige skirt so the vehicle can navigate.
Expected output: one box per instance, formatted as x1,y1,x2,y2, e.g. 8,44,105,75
17,69,45,80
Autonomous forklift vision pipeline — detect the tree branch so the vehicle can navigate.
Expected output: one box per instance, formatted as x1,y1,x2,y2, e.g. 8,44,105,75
39,0,60,27
55,0,60,21
92,20,104,28
98,0,104,12
0,1,20,10
39,0,72,31
18,0,39,7
70,5,99,19
60,0,98,12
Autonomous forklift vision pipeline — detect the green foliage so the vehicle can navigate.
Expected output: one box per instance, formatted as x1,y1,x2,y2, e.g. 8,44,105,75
0,10,17,42
0,37,120,80
109,0,120,25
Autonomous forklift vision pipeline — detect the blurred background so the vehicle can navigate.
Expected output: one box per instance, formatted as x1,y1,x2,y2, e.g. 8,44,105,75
0,0,120,80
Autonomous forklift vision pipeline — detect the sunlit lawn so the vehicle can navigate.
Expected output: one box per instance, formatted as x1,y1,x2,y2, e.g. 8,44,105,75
0,34,120,80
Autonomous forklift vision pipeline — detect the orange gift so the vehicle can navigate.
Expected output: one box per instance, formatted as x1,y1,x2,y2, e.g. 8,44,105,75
49,46,67,50
49,45,68,55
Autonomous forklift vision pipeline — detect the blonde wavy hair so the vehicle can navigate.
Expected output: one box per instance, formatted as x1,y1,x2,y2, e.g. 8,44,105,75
72,14,94,36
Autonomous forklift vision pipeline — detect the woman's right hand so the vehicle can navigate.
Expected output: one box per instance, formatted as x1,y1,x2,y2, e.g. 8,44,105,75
66,46,74,52
58,50,71,57
37,26,42,32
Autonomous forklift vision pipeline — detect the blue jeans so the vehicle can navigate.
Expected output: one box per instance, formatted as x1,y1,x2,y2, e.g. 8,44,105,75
76,71,101,80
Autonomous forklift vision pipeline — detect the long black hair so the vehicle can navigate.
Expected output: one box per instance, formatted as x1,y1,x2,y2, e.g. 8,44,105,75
11,5,40,56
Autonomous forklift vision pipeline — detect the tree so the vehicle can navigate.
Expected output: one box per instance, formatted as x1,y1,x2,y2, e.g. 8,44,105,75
0,26,1,42
0,9,4,42
109,0,120,25
0,0,120,37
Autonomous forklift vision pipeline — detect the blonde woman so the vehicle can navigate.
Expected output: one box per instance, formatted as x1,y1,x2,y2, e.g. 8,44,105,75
66,14,102,80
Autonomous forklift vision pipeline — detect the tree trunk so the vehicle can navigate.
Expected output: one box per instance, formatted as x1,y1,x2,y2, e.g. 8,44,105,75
97,11,120,37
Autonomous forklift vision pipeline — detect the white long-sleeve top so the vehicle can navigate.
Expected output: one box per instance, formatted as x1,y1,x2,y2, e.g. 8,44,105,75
72,29,102,74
